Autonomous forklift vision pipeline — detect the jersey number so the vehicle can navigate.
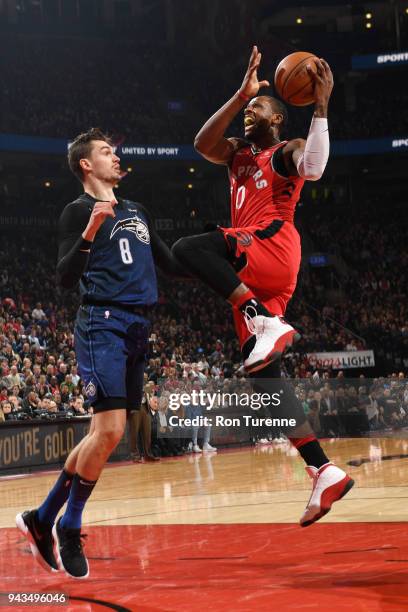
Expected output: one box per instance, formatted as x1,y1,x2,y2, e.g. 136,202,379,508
235,185,246,209
235,170,268,209
119,238,133,264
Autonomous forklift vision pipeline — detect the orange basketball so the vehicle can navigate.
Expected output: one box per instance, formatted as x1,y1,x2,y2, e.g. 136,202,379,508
274,51,318,106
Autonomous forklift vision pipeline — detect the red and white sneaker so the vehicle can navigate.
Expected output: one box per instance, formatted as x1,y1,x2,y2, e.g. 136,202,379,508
243,315,301,373
300,463,354,527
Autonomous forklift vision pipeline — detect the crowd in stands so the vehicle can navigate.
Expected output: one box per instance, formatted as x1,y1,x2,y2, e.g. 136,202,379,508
1,33,407,145
296,374,408,438
281,201,408,379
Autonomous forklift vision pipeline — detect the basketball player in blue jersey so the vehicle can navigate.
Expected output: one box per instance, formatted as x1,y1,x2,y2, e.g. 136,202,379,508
16,128,185,579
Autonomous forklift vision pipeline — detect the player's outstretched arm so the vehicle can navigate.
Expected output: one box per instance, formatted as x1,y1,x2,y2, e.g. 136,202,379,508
57,200,116,288
137,204,190,279
284,59,333,180
194,46,270,165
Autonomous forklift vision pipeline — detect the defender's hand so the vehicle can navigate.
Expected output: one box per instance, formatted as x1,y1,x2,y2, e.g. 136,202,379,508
308,58,334,106
82,200,117,242
239,45,270,99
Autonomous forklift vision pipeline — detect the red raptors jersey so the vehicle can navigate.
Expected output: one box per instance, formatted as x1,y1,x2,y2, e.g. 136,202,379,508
229,142,305,227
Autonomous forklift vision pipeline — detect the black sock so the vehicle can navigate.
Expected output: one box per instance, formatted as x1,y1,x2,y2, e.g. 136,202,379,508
297,440,330,469
238,297,272,319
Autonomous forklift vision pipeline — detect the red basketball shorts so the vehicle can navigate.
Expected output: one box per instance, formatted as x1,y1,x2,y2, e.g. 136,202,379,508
219,219,301,348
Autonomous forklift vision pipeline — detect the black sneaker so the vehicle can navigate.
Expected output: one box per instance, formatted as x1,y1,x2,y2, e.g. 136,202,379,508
52,517,89,579
16,509,58,573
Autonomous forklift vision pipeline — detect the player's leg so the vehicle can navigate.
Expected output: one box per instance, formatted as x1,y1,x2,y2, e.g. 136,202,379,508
52,408,126,579
52,306,131,578
64,415,96,473
244,337,354,526
14,415,97,574
172,229,299,370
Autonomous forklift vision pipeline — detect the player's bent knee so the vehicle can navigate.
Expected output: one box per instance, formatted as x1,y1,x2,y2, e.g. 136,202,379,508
96,429,124,449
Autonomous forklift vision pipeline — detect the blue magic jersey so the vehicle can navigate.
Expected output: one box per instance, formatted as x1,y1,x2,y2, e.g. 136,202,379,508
58,193,158,306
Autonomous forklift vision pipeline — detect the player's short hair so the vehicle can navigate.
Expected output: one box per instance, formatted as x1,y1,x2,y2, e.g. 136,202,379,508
68,127,112,182
261,96,289,132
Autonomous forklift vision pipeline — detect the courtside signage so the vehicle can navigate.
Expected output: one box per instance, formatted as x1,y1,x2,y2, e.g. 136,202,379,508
352,51,408,69
306,350,375,369
1,134,407,158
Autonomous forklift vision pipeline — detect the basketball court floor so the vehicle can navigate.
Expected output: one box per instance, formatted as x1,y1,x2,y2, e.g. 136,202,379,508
1,437,408,611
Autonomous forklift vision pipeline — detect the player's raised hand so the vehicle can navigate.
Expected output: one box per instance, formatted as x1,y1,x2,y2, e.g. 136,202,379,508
82,199,117,242
239,46,270,99
307,58,334,105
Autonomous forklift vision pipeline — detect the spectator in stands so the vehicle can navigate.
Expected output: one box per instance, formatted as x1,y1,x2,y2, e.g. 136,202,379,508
71,365,80,386
22,390,40,417
129,384,160,462
59,383,70,405
148,395,162,459
184,382,217,453
1,400,15,421
6,366,23,389
72,397,87,415
8,394,22,412
32,302,46,322
56,363,68,386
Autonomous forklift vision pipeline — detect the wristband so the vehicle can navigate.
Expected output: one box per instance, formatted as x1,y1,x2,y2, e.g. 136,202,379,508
78,237,93,252
237,90,250,102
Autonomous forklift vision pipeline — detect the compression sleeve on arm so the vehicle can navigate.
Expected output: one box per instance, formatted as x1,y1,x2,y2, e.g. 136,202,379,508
151,230,191,278
296,117,329,181
138,203,190,278
56,203,92,289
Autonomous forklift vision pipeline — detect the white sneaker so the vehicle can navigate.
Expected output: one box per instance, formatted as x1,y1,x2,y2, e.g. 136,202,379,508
193,444,202,453
243,315,300,373
202,443,217,452
300,463,354,527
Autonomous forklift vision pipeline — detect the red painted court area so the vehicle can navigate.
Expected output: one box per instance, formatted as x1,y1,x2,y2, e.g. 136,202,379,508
2,523,408,611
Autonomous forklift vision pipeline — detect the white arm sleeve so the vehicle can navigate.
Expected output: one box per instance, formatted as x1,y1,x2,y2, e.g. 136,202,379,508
296,117,329,181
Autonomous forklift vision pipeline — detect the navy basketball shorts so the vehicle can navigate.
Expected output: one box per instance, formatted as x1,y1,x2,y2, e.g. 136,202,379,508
74,305,150,413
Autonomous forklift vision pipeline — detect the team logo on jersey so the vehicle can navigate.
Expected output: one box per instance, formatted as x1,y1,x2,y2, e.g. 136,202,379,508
236,231,252,247
110,215,150,244
85,381,96,398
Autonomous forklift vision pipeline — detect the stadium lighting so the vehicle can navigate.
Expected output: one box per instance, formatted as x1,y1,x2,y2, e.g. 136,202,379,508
187,183,193,189
366,22,372,28
296,17,303,24
127,166,132,172
44,181,51,187
365,12,372,19
405,7,408,14
189,167,195,173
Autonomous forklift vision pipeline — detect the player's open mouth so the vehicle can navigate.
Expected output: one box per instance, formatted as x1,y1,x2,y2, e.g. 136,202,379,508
244,116,255,126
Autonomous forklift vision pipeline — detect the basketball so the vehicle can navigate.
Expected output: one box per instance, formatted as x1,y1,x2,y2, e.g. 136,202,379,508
274,51,318,106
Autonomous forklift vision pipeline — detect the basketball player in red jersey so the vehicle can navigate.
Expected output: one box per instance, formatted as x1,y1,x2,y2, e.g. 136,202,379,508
173,47,354,526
